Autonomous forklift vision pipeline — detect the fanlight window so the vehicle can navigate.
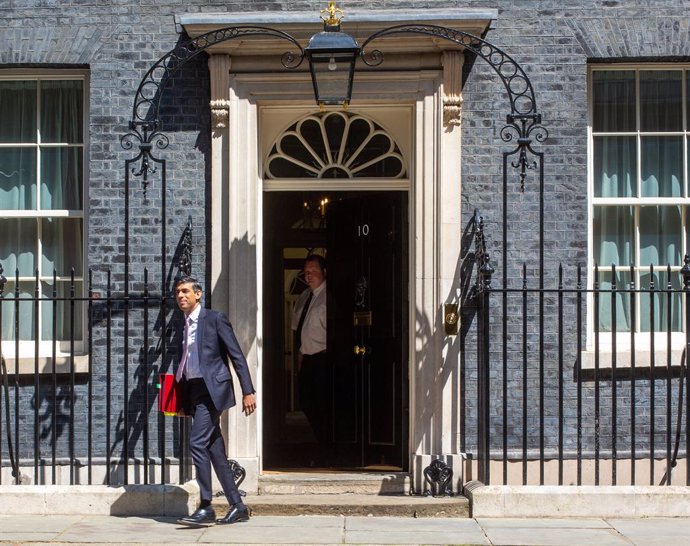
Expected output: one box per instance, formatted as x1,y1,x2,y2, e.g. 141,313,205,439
264,111,406,179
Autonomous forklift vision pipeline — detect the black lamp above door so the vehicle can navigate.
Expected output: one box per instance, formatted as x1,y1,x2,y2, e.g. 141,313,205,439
305,2,360,107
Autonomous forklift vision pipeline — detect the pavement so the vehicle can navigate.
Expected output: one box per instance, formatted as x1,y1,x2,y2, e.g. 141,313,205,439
1,514,689,545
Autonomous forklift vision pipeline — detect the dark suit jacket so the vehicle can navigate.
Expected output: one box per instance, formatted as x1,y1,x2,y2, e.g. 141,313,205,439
177,307,254,412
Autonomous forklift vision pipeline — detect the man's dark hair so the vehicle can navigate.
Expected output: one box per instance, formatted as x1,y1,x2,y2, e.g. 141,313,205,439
175,275,203,293
305,254,326,271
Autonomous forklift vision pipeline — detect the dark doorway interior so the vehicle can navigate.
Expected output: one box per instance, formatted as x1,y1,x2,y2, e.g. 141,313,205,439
262,191,409,471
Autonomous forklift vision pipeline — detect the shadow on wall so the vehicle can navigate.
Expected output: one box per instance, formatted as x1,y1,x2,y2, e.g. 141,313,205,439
105,32,212,483
225,234,258,361
413,214,479,462
107,225,197,485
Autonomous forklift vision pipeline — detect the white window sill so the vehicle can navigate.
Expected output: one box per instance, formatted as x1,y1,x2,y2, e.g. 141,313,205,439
1,354,89,375
580,347,686,370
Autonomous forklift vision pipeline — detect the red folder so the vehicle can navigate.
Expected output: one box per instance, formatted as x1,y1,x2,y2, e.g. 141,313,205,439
158,373,182,416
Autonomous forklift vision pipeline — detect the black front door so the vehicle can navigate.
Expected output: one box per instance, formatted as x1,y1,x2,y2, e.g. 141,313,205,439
262,190,408,470
327,192,408,469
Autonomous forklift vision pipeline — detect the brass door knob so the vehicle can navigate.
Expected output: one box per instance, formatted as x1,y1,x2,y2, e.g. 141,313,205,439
354,345,368,356
444,303,459,335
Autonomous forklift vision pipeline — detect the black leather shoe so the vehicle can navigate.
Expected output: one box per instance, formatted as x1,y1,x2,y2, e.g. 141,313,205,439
216,505,250,524
177,505,216,527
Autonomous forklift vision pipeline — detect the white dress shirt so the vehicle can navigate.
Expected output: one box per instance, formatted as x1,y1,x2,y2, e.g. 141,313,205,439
292,281,327,355
181,304,202,379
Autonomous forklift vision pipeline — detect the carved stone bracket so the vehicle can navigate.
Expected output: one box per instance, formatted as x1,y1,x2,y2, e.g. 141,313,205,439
210,99,231,128
209,54,232,130
442,51,463,127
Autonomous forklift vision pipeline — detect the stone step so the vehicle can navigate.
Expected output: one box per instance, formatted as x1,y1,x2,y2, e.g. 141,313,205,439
213,493,470,518
257,471,411,495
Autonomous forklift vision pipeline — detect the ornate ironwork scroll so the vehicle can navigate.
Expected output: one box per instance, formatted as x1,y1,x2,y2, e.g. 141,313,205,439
213,458,247,497
359,24,547,193
423,459,454,497
175,217,193,281
131,27,304,128
123,26,304,194
683,254,690,291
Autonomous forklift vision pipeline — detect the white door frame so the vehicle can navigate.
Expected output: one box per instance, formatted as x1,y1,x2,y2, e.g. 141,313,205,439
208,56,465,493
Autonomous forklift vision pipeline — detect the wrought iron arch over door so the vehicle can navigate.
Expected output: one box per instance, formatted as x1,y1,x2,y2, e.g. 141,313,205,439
264,110,407,180
120,15,550,486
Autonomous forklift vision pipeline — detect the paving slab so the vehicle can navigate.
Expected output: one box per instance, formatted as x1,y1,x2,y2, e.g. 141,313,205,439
344,516,489,545
0,514,84,533
54,516,206,544
201,518,345,544
476,517,627,546
346,515,485,532
476,517,612,529
607,518,690,546
2,514,690,545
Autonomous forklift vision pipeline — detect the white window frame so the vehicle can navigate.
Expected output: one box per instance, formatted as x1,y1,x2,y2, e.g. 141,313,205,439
586,64,689,367
0,69,89,370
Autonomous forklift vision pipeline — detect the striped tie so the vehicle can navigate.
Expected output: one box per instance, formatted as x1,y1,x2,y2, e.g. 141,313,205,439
176,316,191,382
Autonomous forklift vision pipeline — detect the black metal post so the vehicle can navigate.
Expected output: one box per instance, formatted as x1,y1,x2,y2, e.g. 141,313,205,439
477,255,494,484
629,264,636,485
557,263,564,484
665,265,673,485
0,264,5,484
521,263,528,485
649,266,656,484
681,254,690,486
593,264,600,485
611,264,618,485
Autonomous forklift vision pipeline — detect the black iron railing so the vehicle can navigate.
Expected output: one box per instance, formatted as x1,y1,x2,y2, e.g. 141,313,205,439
470,220,690,486
0,262,192,486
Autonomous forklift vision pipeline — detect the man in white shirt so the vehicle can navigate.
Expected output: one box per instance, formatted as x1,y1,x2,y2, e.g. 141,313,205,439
292,254,331,465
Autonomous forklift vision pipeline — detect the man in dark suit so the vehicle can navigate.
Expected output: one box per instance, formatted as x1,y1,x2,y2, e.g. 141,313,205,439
174,276,257,527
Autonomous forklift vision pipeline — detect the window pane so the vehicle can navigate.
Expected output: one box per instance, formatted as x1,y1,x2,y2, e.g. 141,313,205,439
41,280,84,342
0,81,36,143
593,206,634,266
640,270,682,332
592,71,635,132
0,147,37,210
593,136,636,197
596,270,632,333
639,206,682,267
0,219,37,276
40,80,83,143
41,218,83,276
641,136,682,197
0,282,36,341
640,70,682,132
40,147,83,209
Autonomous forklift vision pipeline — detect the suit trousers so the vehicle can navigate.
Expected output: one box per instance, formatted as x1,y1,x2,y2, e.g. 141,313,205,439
298,352,333,446
187,379,242,505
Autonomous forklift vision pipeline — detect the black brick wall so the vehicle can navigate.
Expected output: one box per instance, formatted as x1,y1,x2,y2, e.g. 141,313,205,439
1,0,688,477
